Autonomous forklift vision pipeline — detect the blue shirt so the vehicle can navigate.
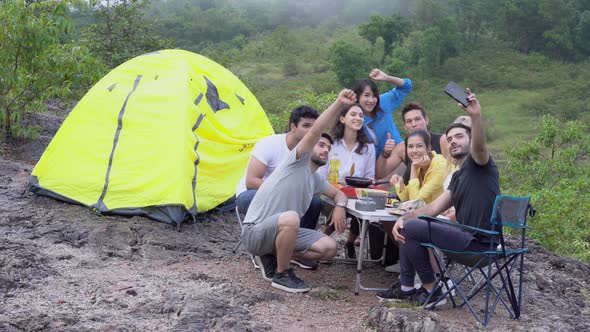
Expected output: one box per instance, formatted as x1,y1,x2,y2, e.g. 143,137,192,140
363,78,412,158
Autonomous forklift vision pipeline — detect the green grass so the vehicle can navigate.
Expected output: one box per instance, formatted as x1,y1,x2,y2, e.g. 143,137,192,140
481,89,540,144
477,89,541,162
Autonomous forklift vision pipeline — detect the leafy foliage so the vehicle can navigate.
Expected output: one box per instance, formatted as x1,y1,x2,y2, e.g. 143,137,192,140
266,89,338,133
330,40,373,87
358,13,411,55
81,0,174,69
147,0,256,52
502,115,590,261
0,0,104,138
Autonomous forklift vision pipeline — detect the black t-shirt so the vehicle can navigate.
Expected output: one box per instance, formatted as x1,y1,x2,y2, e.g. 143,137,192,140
448,154,500,236
403,132,443,183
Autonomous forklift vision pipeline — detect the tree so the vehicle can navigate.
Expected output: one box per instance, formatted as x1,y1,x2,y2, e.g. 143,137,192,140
81,0,174,69
358,15,385,46
358,13,411,55
0,0,104,138
574,10,590,56
452,0,497,44
414,0,447,26
539,0,577,59
496,0,547,55
330,40,372,87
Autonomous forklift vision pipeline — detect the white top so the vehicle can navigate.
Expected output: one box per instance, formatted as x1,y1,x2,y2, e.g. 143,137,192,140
443,167,459,190
317,139,376,182
235,134,290,196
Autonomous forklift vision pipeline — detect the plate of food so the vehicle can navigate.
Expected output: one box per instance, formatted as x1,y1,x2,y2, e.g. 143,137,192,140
385,199,426,215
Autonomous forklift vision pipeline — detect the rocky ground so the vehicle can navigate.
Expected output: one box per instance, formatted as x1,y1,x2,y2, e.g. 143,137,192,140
1,109,589,331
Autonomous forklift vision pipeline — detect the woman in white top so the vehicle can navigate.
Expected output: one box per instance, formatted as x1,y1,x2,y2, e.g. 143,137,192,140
318,105,375,181
318,104,376,259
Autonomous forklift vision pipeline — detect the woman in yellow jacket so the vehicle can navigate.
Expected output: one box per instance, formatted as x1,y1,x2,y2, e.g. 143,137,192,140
390,129,450,203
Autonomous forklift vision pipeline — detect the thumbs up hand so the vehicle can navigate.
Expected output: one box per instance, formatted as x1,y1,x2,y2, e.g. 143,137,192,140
381,132,395,158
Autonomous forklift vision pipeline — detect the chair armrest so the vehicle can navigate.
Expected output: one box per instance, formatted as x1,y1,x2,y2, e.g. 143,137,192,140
418,215,499,236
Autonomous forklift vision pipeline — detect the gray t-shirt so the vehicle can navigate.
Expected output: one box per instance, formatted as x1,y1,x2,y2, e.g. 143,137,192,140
243,147,328,225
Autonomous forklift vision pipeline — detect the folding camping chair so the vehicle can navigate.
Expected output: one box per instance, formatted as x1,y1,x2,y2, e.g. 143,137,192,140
418,195,536,326
232,206,244,253
232,206,258,268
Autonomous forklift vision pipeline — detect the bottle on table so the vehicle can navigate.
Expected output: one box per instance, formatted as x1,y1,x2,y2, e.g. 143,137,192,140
328,153,340,184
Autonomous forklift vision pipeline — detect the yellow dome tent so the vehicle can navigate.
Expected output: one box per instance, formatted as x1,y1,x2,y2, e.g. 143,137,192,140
29,49,274,225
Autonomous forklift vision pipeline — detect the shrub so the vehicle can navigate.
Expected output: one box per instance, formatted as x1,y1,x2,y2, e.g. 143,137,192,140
502,115,590,262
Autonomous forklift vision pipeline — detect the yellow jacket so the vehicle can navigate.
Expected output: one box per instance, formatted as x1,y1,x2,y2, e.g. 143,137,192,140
397,152,450,203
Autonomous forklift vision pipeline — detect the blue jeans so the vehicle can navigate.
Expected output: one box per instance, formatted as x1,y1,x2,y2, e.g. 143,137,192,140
236,189,322,230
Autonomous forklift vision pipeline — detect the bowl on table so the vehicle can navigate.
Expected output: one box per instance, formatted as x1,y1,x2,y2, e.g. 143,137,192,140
354,188,388,210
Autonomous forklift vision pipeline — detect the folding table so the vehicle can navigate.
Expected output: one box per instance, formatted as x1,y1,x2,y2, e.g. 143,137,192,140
323,197,399,295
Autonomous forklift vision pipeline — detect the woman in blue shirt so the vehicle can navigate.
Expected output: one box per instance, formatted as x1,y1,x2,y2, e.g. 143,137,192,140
352,69,412,160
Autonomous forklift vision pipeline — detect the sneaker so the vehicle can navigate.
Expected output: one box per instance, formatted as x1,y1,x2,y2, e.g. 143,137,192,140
396,273,422,289
271,268,311,293
254,254,276,282
251,254,259,269
376,282,417,302
384,262,401,273
290,259,319,270
414,274,422,289
405,287,448,309
345,242,356,259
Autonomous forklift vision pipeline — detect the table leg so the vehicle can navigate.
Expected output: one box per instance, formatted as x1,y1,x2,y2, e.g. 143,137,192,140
355,218,369,295
381,228,388,265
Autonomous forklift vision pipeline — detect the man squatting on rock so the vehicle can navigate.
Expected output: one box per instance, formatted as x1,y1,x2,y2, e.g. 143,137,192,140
240,89,357,293
376,89,501,307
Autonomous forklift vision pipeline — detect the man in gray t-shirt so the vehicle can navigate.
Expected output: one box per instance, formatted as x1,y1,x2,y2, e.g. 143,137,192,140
241,89,355,293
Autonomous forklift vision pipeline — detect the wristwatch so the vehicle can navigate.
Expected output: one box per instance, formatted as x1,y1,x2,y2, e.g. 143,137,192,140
336,201,347,208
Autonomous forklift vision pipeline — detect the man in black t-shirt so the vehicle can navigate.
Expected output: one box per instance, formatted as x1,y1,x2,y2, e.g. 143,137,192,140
376,89,501,307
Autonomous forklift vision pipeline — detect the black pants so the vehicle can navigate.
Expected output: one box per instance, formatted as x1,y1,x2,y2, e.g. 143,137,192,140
399,218,489,287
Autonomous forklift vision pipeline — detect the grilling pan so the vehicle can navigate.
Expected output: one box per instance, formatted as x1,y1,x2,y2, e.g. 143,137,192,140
344,176,390,188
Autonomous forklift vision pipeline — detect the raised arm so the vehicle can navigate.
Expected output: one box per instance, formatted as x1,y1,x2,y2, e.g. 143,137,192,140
461,89,488,165
369,68,405,87
370,69,412,118
376,143,405,179
296,89,356,158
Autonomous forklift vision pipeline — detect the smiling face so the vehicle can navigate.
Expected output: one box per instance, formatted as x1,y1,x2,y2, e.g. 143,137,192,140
358,86,378,114
340,105,364,132
446,127,471,159
311,136,332,166
406,135,431,163
403,109,429,132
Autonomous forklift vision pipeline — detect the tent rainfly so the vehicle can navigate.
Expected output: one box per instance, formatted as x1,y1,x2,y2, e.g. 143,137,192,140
29,49,274,225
